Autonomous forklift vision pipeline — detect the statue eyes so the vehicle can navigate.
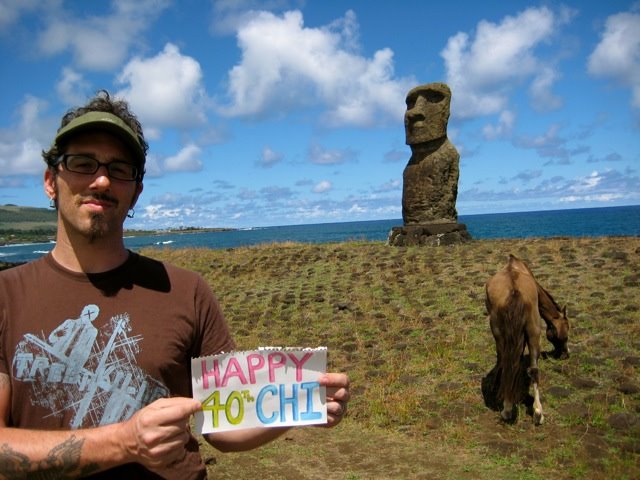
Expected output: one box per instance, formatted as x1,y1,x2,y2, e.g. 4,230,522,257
406,90,445,109
425,91,445,103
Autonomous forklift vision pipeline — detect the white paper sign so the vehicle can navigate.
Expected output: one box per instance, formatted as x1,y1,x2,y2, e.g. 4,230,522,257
191,348,327,433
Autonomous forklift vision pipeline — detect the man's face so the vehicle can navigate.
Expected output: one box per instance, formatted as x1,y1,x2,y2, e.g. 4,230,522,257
404,85,451,145
45,131,143,243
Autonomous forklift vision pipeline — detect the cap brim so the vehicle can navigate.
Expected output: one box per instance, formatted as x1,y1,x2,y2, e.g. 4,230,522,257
55,111,145,168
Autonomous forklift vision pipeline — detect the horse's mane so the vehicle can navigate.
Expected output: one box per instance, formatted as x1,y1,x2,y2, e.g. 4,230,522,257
537,282,561,312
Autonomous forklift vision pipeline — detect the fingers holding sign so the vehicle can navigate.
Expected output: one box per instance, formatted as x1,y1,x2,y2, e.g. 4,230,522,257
120,397,201,470
319,373,350,427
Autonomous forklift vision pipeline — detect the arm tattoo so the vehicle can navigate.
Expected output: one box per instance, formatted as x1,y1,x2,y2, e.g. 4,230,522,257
0,436,100,479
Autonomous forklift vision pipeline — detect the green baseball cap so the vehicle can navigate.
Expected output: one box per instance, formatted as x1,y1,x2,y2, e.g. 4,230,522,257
54,111,146,169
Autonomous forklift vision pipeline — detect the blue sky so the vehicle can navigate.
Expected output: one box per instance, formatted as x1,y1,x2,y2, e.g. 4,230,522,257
0,0,639,230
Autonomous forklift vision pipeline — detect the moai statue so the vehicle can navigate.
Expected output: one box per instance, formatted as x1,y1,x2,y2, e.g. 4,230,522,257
403,82,459,224
388,82,470,246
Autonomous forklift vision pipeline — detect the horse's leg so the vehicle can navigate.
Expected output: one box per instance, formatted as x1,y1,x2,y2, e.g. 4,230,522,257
496,337,515,422
490,314,517,422
526,319,544,425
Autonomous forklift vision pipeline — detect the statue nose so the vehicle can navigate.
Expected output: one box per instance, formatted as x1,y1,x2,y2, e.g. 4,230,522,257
406,109,425,122
408,96,427,113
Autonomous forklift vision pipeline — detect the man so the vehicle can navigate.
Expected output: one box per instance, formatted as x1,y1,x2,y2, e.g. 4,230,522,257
0,91,350,479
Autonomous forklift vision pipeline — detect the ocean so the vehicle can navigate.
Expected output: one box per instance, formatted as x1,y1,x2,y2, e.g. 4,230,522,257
1,205,639,264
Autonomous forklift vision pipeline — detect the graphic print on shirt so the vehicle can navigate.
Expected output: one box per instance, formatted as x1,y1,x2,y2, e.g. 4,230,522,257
12,304,168,428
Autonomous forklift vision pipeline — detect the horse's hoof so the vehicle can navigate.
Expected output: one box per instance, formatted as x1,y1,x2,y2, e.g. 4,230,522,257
500,408,517,423
534,412,544,425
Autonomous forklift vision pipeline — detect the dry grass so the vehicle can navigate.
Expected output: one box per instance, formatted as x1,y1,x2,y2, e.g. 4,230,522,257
141,236,640,480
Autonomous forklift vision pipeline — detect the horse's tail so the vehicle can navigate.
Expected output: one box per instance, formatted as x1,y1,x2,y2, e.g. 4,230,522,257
496,288,528,406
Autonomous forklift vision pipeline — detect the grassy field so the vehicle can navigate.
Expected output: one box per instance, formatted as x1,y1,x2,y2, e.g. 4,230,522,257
139,236,640,480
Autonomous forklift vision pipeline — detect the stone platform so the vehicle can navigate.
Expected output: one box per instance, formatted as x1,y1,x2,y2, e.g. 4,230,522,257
388,222,471,246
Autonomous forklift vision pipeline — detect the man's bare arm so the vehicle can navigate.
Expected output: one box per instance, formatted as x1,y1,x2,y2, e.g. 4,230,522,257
0,374,200,479
0,432,101,479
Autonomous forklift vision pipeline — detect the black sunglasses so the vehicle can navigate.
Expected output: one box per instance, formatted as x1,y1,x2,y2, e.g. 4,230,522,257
57,154,139,182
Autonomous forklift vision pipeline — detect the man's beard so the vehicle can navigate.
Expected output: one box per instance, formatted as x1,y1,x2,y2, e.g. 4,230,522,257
87,212,117,242
80,192,122,242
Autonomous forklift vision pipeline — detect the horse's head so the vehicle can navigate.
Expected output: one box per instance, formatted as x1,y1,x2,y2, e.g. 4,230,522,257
545,305,570,359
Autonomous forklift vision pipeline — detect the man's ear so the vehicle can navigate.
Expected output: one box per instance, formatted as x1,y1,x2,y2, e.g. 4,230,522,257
130,182,143,209
44,168,57,200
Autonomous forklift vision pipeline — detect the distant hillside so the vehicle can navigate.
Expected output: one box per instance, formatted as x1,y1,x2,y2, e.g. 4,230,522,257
0,205,57,229
0,205,57,244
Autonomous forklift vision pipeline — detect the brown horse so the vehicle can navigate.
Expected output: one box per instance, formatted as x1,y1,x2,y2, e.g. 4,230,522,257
485,255,569,424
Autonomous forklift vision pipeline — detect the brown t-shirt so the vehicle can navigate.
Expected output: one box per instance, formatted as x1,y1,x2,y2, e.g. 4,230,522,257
0,252,235,479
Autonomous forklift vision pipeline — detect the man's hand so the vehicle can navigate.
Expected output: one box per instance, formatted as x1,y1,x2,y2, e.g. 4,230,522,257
119,397,201,470
319,373,350,427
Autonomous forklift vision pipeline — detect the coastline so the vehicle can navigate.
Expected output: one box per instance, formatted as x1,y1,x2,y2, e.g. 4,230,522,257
2,205,639,264
0,226,236,247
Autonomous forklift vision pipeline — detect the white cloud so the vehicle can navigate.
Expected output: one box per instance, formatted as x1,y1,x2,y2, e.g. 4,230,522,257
559,193,625,203
0,138,42,177
512,123,584,162
140,203,183,221
383,148,406,163
348,204,366,214
137,192,212,227
588,10,640,108
561,168,640,203
260,185,294,202
568,171,602,193
373,179,401,193
482,110,515,140
116,43,208,129
529,66,563,111
312,180,332,193
0,96,52,176
512,170,542,183
460,168,640,207
141,153,162,179
308,143,356,165
210,0,306,35
218,10,415,127
163,144,203,172
0,0,40,31
55,68,90,106
36,0,170,71
257,146,284,168
441,6,573,119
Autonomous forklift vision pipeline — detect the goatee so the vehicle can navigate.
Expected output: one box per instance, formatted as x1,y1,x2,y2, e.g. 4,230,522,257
87,213,112,242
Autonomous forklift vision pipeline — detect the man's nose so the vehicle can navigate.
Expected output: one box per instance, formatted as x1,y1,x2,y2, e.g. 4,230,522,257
91,165,112,187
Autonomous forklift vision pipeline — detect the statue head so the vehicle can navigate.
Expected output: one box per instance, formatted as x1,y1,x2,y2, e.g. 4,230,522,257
404,83,451,145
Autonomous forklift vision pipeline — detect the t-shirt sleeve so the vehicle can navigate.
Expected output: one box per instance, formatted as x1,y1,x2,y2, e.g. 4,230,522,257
194,274,235,357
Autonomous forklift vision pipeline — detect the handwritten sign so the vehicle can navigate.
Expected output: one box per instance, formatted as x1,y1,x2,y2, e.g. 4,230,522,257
191,348,327,433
